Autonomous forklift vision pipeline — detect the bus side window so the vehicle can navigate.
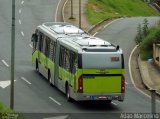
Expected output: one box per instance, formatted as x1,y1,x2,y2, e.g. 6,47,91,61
45,37,50,57
49,41,55,61
70,52,78,74
64,49,70,72
38,33,44,52
42,36,46,54
73,53,78,74
53,42,56,61
59,46,64,67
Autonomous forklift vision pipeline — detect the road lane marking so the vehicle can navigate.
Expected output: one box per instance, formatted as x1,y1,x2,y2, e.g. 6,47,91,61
55,0,62,22
44,115,68,119
29,44,33,48
93,32,98,36
21,77,31,85
21,1,24,4
19,19,21,24
19,9,21,14
1,60,9,67
49,97,61,106
0,80,16,89
21,31,24,36
62,0,69,22
104,18,124,28
111,102,118,106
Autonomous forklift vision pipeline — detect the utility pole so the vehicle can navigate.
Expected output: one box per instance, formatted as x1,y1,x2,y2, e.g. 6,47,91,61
151,89,156,119
79,0,81,28
69,0,74,19
11,0,15,110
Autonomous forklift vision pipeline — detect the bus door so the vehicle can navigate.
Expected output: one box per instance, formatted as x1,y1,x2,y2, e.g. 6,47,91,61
70,52,78,92
39,34,46,67
44,37,50,69
37,33,49,79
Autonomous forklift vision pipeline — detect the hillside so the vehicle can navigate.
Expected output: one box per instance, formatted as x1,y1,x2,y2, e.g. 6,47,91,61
86,0,160,24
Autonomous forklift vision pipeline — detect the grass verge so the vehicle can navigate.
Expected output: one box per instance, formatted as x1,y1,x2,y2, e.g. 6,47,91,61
0,102,24,119
86,0,159,25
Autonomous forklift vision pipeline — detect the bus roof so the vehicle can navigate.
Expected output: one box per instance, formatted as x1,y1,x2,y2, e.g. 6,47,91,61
59,36,122,54
37,22,87,39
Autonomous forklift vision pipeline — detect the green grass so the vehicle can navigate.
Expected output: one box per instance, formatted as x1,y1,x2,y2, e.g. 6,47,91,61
0,102,24,119
86,0,160,24
0,102,12,113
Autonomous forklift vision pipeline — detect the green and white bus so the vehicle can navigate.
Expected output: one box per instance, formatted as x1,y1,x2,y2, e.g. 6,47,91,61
31,22,125,102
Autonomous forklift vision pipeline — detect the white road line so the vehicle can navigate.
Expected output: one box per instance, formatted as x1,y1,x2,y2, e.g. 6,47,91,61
19,9,21,14
19,19,21,24
1,60,9,67
49,97,62,106
21,1,24,4
111,102,118,106
21,77,31,85
104,18,124,28
93,32,98,36
21,31,24,36
29,44,33,48
62,0,69,22
55,0,62,22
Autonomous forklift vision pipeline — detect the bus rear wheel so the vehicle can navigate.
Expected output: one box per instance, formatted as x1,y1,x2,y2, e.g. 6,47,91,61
36,59,39,72
66,84,72,102
48,70,52,86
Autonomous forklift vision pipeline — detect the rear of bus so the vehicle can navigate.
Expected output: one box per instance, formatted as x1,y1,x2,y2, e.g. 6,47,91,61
75,46,125,102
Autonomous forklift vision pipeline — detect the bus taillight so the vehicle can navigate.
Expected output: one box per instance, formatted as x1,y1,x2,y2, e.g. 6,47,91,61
78,75,83,93
121,75,125,93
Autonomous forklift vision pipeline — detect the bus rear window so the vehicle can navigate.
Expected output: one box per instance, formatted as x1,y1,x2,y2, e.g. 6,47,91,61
82,53,122,69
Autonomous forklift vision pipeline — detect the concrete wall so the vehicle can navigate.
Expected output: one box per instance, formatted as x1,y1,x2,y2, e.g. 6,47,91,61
153,42,160,67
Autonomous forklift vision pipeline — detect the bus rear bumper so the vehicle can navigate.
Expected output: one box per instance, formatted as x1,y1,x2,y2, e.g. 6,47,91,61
71,92,125,102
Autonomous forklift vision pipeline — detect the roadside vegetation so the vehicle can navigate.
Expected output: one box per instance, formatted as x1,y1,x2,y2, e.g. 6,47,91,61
0,102,23,119
0,102,12,113
135,19,160,60
86,0,159,25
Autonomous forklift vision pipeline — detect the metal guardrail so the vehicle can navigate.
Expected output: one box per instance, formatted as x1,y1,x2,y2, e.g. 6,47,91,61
152,2,160,11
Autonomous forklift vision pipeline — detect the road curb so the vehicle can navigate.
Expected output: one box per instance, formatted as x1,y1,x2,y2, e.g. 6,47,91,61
136,48,160,97
87,17,122,35
137,56,154,89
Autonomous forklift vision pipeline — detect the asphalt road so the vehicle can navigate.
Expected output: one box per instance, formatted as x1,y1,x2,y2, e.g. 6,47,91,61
0,0,160,119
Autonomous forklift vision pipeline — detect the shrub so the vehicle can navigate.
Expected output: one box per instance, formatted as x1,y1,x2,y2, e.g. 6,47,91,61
135,24,143,44
135,18,149,44
140,26,160,60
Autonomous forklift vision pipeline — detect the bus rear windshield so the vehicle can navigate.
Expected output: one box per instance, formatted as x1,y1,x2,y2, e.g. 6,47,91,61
82,53,122,69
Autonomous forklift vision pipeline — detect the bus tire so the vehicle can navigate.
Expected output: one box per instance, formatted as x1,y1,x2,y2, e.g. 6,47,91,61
66,84,72,102
48,70,52,86
36,59,39,72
